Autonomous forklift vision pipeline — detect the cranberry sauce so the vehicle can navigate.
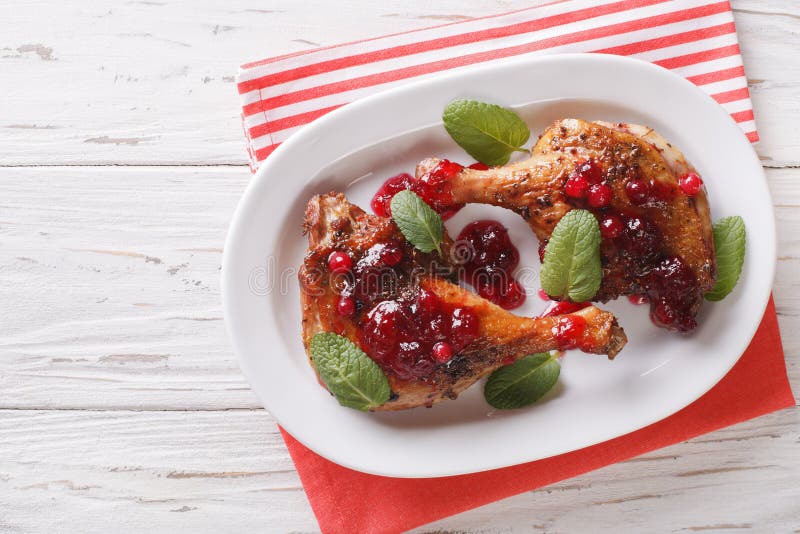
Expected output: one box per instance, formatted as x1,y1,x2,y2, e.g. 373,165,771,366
371,159,476,220
326,239,480,380
358,288,479,380
561,158,702,332
455,220,526,310
539,300,591,317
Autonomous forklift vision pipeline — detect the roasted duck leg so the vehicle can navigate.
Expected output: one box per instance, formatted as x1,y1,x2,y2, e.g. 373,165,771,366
417,119,715,332
299,193,627,411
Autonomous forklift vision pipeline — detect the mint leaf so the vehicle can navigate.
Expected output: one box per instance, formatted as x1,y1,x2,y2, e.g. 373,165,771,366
484,353,560,409
390,189,444,254
310,332,391,411
442,99,530,166
540,209,602,302
706,215,746,301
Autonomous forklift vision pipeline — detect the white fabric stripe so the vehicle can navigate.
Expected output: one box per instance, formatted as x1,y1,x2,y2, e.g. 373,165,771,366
237,0,686,83
239,9,733,107
720,99,753,114
669,54,743,78
737,120,757,134
699,76,748,95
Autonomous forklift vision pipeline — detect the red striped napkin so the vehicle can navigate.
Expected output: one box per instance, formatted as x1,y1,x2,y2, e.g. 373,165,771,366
238,0,758,170
235,1,793,532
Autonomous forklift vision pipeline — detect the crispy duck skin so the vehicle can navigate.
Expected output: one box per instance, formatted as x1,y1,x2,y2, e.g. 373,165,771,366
417,119,716,329
299,193,626,411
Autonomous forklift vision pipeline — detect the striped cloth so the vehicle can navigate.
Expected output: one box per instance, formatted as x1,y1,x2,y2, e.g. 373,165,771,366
237,0,757,172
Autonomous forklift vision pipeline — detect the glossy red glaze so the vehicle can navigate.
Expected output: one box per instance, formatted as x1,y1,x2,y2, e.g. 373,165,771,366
599,214,624,239
468,162,490,170
552,315,587,350
628,294,649,305
625,179,650,205
539,300,591,317
371,162,466,220
370,173,413,217
645,255,700,332
456,220,526,310
538,288,551,301
357,288,479,380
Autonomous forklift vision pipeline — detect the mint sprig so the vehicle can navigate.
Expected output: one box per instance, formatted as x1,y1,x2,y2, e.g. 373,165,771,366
540,209,602,303
310,332,391,411
442,99,531,166
706,215,746,301
390,189,444,255
484,353,560,409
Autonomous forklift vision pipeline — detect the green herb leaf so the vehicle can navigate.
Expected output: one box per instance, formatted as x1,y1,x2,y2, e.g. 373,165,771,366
442,99,531,166
390,189,444,254
310,332,391,411
706,215,746,301
484,353,560,409
540,209,602,302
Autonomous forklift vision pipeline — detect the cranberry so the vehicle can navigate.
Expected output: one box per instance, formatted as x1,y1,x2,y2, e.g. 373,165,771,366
450,307,479,339
357,289,480,380
599,215,623,239
380,242,403,266
336,296,355,317
432,342,453,362
679,172,703,196
625,179,650,204
552,315,587,349
411,160,464,220
587,183,612,208
456,220,526,310
468,162,490,170
371,173,413,217
327,251,352,273
540,300,591,317
628,294,648,305
564,175,589,199
538,288,551,301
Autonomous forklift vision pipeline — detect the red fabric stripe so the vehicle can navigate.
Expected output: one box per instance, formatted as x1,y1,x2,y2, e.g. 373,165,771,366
243,1,732,117
686,65,745,85
731,109,755,123
238,0,667,94
248,105,343,140
254,143,280,161
593,21,735,56
746,130,760,142
712,87,751,104
653,43,739,69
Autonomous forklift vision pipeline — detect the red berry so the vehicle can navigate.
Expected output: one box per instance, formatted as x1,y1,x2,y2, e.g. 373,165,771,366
380,242,403,266
552,315,587,349
587,183,612,208
628,294,648,305
679,172,703,196
432,341,453,362
371,173,413,217
576,160,604,185
599,215,623,239
468,162,490,170
336,296,355,316
417,289,439,314
538,288,551,301
327,251,352,273
564,175,589,198
625,179,650,204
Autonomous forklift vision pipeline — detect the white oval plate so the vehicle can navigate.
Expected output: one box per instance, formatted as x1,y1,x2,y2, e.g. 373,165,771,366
222,54,775,478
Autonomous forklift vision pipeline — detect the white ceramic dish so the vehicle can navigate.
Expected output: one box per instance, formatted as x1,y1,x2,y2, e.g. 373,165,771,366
222,54,775,478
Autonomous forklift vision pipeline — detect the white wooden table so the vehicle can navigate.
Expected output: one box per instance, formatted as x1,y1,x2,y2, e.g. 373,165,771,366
1,1,798,531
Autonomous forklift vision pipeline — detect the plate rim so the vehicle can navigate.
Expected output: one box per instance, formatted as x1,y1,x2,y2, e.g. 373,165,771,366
222,52,776,478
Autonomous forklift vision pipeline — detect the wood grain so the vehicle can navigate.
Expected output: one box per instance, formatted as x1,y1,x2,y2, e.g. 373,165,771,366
0,0,798,532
